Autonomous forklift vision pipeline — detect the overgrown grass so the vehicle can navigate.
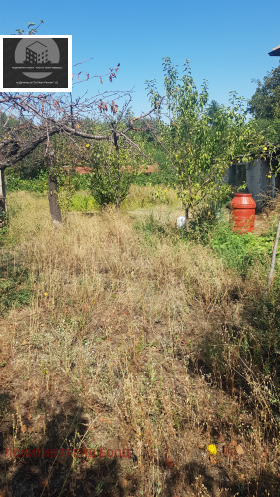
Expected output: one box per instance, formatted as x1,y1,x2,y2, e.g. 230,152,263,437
68,184,180,213
1,191,51,246
0,190,280,496
209,220,272,279
0,251,31,315
122,184,180,211
186,209,278,280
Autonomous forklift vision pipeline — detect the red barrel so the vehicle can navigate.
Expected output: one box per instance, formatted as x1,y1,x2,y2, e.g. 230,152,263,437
231,193,256,233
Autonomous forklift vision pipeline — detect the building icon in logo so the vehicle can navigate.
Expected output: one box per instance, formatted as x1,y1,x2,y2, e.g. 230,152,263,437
26,41,49,64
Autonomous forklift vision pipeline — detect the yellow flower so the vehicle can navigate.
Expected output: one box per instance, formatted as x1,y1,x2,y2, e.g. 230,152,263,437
207,444,217,455
85,144,90,148
44,292,48,297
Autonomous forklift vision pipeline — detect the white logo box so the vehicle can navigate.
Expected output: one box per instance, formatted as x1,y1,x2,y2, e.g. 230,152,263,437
0,35,72,92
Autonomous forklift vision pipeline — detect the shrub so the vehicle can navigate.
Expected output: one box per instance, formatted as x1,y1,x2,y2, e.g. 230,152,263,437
69,172,92,191
88,141,142,209
90,170,132,208
69,192,97,212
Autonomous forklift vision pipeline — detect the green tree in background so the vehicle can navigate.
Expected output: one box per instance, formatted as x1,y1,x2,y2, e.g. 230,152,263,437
206,100,222,125
247,65,280,170
248,65,280,120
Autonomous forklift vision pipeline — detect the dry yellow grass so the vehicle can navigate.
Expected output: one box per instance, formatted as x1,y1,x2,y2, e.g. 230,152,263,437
0,191,279,497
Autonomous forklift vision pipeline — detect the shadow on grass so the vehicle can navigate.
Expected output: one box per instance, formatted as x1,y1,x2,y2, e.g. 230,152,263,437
0,397,136,497
164,460,280,497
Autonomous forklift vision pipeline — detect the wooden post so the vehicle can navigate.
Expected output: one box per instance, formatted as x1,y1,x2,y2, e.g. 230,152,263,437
267,214,280,291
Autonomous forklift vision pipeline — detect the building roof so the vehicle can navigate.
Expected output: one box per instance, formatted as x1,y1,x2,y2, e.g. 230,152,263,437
74,166,92,174
126,163,161,174
26,41,48,54
268,45,280,56
139,163,160,174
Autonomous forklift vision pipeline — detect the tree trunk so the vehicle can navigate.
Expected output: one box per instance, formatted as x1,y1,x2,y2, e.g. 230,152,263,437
116,194,120,214
0,168,8,226
48,174,62,225
267,213,280,291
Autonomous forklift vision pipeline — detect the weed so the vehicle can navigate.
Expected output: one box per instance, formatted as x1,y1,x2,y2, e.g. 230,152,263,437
208,219,273,278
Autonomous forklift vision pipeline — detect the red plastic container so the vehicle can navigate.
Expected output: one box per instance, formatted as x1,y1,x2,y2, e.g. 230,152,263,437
231,193,256,233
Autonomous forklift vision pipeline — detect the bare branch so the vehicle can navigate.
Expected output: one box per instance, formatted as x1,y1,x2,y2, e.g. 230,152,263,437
118,131,150,161
72,58,93,67
122,96,164,134
63,125,110,140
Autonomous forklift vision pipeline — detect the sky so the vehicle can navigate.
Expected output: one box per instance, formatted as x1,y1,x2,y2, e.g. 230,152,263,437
1,0,280,117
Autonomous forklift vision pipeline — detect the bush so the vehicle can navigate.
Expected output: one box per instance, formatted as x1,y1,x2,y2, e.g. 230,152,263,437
6,170,48,193
90,170,132,208
69,192,97,212
6,170,94,195
69,172,92,191
132,171,172,187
